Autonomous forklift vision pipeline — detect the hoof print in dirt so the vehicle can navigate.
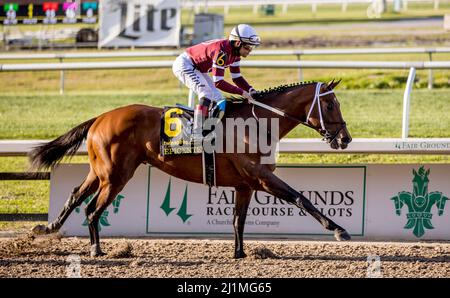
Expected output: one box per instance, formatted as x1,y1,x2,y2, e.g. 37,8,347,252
251,246,280,259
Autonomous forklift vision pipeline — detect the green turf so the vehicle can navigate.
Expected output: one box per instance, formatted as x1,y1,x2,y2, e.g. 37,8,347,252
0,156,88,214
0,89,448,139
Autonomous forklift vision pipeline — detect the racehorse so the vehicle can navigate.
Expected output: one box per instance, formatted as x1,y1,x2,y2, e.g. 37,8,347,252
30,80,352,258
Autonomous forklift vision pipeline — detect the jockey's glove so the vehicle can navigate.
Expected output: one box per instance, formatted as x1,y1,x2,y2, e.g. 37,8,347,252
249,87,258,96
242,90,253,103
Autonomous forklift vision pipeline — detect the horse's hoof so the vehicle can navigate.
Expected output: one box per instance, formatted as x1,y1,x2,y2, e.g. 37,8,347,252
334,229,351,241
90,245,106,257
234,251,247,259
31,224,48,235
90,251,106,257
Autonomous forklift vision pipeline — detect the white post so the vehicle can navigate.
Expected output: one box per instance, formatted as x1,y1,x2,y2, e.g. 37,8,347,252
188,89,196,108
312,3,317,14
394,0,402,12
253,5,258,15
296,54,303,82
434,0,439,10
59,58,64,95
38,24,43,51
282,4,288,14
224,5,229,15
403,0,408,11
342,1,348,12
402,67,415,139
428,52,433,89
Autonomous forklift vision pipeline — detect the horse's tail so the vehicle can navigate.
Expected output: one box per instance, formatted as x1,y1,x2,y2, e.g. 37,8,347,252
29,117,97,170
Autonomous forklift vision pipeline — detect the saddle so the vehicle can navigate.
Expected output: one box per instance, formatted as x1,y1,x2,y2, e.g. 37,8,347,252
160,100,239,187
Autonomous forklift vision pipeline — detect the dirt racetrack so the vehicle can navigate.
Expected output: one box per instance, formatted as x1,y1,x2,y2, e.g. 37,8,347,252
0,233,448,278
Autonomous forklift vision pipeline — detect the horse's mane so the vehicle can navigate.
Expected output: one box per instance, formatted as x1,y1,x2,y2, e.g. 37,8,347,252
226,81,318,102
255,81,317,98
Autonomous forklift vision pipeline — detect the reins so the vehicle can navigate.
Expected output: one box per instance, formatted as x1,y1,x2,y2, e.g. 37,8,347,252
249,82,346,144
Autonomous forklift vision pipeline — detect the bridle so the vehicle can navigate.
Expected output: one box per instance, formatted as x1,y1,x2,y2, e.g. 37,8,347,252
249,82,347,144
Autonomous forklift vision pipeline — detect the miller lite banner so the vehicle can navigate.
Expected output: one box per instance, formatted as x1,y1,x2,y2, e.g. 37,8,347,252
99,0,180,47
50,164,450,240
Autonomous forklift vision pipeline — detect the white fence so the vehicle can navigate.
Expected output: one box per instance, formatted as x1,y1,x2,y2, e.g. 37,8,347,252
1,47,449,59
1,138,449,157
1,47,448,89
2,59,450,71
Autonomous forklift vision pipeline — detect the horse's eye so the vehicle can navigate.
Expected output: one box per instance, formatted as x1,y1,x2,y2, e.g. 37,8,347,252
327,103,333,111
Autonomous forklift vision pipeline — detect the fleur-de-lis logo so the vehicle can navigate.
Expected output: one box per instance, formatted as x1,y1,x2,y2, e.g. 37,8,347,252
75,194,125,231
391,166,448,237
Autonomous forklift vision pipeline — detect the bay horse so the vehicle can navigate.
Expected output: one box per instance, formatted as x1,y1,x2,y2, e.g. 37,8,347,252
30,80,352,258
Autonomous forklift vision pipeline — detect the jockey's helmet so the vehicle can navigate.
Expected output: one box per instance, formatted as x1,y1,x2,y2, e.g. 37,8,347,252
229,24,261,46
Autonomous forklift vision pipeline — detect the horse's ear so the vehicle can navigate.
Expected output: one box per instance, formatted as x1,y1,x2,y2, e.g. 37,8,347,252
327,79,342,90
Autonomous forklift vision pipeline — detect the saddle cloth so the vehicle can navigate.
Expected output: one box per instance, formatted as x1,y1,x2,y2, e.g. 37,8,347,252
160,104,201,156
160,103,218,186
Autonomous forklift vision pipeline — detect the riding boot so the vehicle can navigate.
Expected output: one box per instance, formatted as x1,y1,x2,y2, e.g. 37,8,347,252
192,97,211,143
198,99,227,143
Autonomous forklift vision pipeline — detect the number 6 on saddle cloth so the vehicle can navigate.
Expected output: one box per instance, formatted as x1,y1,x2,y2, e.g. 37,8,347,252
159,98,228,156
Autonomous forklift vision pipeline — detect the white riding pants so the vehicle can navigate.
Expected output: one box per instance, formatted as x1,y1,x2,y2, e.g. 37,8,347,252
172,52,223,102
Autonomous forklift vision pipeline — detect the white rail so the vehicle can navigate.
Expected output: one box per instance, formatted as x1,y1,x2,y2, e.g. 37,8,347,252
1,47,446,90
2,60,450,71
1,47,449,60
0,51,181,60
1,139,449,156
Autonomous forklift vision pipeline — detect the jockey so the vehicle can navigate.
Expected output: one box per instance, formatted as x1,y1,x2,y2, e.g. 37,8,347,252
172,24,261,141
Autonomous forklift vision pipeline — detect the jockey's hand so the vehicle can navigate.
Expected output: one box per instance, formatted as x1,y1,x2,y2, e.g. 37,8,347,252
249,88,258,97
241,90,253,103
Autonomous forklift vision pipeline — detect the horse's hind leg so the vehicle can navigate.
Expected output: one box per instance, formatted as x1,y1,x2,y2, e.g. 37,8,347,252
83,183,103,248
86,151,139,257
85,178,131,257
32,170,99,235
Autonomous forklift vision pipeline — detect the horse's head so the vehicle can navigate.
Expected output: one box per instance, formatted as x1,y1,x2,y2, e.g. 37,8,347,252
412,167,430,197
248,80,351,150
304,80,352,149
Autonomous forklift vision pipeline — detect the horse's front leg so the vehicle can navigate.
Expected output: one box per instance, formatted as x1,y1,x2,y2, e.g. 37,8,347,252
254,167,351,241
233,185,254,259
